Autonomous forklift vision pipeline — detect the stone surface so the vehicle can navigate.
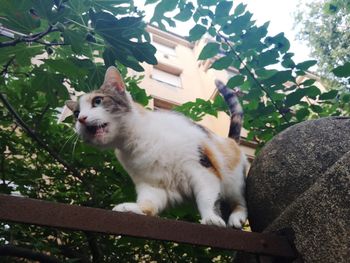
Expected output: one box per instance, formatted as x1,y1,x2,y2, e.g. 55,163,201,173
265,151,350,262
247,117,350,232
246,117,350,262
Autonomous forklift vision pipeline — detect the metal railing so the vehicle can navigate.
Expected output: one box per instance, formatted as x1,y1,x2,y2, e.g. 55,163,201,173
0,194,298,262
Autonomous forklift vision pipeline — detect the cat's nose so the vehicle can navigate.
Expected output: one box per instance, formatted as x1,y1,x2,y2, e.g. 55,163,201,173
78,116,87,124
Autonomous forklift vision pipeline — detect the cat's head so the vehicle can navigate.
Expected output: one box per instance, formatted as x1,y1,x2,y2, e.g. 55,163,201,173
65,66,131,149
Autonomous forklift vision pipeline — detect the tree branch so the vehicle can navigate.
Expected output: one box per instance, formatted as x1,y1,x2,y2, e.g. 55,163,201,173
0,92,83,181
0,56,15,76
0,26,59,48
0,244,61,263
59,246,90,263
85,232,102,263
34,40,68,46
195,7,291,124
220,35,290,123
35,103,51,130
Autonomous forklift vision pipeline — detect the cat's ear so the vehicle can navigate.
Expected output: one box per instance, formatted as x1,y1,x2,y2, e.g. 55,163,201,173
103,66,126,93
65,100,77,111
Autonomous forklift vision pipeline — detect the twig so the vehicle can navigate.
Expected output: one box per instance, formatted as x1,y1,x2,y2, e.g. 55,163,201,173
220,35,290,123
34,40,68,46
59,246,90,263
0,26,58,48
194,7,290,123
0,244,61,263
0,56,15,76
85,232,102,263
0,92,83,181
35,104,51,130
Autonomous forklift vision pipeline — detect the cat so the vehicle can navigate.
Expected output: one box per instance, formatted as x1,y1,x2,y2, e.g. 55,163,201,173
65,66,248,228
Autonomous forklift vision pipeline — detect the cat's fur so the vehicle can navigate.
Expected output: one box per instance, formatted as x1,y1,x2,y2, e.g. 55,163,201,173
65,66,248,228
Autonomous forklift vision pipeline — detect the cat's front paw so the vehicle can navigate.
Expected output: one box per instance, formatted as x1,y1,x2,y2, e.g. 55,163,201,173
200,213,226,227
112,202,145,215
228,208,247,229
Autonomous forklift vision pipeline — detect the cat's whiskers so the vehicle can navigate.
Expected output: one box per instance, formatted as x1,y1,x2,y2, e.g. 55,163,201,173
71,135,79,158
59,131,78,154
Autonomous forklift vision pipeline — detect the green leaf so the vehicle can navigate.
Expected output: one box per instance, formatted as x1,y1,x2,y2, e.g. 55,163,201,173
215,1,233,18
91,11,156,70
31,70,68,107
127,81,150,106
210,56,232,70
332,62,350,78
62,29,86,54
304,86,321,99
198,0,217,6
0,44,43,67
103,47,144,72
255,49,279,68
0,0,41,33
227,75,245,88
188,24,207,41
296,60,317,71
31,0,70,23
43,58,88,80
263,70,294,86
222,12,253,35
198,42,220,60
265,33,290,53
302,79,316,86
296,107,310,121
174,3,193,22
145,0,160,4
285,88,307,107
342,94,350,103
152,0,179,21
255,69,278,79
311,104,323,113
281,52,296,68
319,90,338,100
234,3,247,16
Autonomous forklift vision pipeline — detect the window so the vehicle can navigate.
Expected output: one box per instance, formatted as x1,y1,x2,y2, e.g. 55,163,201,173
152,42,176,57
152,67,182,88
152,35,177,57
153,98,177,110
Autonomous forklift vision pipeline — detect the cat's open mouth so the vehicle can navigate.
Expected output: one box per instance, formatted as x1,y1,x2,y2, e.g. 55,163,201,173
86,123,108,136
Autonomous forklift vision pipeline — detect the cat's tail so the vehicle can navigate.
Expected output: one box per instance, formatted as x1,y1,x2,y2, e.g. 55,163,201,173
215,80,243,142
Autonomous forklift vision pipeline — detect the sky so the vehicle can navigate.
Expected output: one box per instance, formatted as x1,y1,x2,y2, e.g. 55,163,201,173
136,0,314,64
234,0,312,63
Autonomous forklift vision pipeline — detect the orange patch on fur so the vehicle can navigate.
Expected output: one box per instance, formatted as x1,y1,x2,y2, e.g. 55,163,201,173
139,201,157,216
203,144,222,179
215,138,241,171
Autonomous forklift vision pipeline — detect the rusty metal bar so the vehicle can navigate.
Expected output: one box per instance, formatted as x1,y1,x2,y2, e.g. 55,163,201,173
0,194,297,258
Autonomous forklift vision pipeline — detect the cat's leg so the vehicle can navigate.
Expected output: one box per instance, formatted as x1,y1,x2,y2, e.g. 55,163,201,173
223,167,248,229
136,183,168,216
113,183,167,216
228,200,247,229
112,202,144,215
189,167,226,227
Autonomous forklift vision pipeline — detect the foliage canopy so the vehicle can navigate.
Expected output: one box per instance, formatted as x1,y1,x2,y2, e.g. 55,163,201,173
0,0,349,262
294,0,350,88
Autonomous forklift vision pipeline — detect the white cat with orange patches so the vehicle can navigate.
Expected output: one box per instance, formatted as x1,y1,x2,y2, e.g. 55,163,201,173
66,67,248,228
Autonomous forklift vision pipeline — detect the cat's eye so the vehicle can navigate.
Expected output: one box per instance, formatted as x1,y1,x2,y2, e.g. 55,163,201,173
92,96,103,107
73,110,80,118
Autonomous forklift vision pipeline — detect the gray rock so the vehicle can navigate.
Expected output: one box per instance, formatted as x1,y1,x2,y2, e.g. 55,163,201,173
265,151,350,262
246,117,350,262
